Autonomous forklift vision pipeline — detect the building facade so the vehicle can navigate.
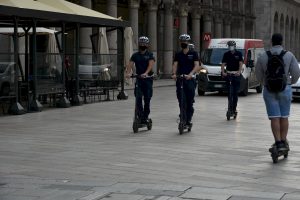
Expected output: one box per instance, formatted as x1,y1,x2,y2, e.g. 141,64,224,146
70,0,300,77
255,0,300,58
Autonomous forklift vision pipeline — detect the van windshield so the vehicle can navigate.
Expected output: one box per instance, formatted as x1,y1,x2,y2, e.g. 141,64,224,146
0,64,10,73
202,48,245,66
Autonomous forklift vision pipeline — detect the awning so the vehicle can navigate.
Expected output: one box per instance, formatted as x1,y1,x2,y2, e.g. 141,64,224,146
0,0,129,27
0,27,56,35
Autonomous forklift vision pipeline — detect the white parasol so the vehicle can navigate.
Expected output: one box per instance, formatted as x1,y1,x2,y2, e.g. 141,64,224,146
124,27,133,85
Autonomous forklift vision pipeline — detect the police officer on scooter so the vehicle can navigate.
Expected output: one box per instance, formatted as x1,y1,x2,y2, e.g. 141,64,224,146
221,41,243,115
172,34,200,126
126,36,155,124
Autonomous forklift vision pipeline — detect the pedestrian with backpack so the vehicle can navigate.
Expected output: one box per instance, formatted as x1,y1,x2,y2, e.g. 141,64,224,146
256,33,300,153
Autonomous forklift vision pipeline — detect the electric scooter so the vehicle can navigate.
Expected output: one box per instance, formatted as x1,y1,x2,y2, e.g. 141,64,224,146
226,72,238,121
131,74,153,133
269,144,289,163
177,74,195,134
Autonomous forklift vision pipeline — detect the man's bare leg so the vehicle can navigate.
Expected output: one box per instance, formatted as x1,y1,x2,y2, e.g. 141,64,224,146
271,118,281,142
280,118,289,141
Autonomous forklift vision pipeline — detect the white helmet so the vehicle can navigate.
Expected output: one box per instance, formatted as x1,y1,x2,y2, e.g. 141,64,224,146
138,36,150,45
179,34,191,41
227,40,236,47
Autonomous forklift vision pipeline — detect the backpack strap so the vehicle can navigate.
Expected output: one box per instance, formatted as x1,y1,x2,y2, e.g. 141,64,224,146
279,50,287,58
266,51,272,58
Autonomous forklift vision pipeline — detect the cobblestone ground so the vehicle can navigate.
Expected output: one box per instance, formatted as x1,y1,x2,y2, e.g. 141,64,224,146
1,86,300,200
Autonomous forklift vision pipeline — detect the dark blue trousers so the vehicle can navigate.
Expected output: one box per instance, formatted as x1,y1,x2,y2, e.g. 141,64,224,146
176,79,196,123
226,75,241,112
134,79,153,120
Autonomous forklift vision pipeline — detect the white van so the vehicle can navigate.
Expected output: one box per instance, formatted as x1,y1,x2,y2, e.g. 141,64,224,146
198,38,265,96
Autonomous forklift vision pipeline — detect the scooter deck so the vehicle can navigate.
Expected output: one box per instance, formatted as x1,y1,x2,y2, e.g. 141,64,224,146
269,147,289,163
138,123,147,128
178,122,192,134
226,111,237,120
133,118,152,133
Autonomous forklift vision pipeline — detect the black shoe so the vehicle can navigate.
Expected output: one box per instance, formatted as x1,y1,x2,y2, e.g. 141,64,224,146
282,140,290,151
186,121,192,126
277,142,288,152
269,142,286,153
141,118,149,124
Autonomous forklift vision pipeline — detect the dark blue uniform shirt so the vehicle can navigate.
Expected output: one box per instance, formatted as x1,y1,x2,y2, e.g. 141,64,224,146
130,51,155,75
222,50,243,71
174,50,199,75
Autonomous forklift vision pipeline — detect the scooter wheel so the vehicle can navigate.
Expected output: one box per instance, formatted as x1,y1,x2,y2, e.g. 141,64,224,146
133,121,139,133
147,119,152,130
284,152,288,158
188,127,192,132
178,122,184,135
226,111,230,121
272,155,278,163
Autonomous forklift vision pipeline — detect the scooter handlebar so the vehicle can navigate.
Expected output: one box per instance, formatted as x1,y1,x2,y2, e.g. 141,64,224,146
176,74,197,79
130,74,155,79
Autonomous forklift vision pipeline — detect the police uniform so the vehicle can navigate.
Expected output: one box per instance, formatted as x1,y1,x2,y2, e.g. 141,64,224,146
222,50,243,112
174,50,199,123
130,50,155,121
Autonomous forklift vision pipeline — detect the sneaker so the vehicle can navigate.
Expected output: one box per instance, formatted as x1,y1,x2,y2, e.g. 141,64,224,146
277,141,288,152
141,118,149,124
269,142,287,153
186,121,193,126
282,140,290,151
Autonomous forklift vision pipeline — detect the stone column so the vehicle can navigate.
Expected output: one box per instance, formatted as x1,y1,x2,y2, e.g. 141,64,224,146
290,27,295,53
296,27,299,58
145,0,160,74
129,0,140,52
203,13,212,34
239,16,245,38
214,13,222,38
239,0,245,38
79,0,92,64
285,23,290,51
249,19,255,38
298,27,300,58
213,0,222,38
231,18,240,38
178,2,189,35
157,6,164,76
202,12,212,49
191,6,201,52
163,0,174,78
224,15,232,38
107,0,118,54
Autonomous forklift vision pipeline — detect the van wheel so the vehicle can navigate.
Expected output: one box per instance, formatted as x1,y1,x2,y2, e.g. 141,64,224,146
1,84,10,96
240,79,248,96
198,88,205,96
256,85,262,93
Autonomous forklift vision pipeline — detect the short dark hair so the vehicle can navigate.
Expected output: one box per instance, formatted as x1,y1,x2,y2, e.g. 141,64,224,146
272,33,283,46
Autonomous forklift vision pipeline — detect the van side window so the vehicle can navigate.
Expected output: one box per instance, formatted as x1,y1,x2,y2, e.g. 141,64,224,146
7,66,11,74
247,50,252,61
255,48,265,61
247,49,254,68
0,64,7,73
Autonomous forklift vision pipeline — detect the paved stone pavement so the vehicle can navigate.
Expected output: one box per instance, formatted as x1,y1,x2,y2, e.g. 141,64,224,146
1,85,300,200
